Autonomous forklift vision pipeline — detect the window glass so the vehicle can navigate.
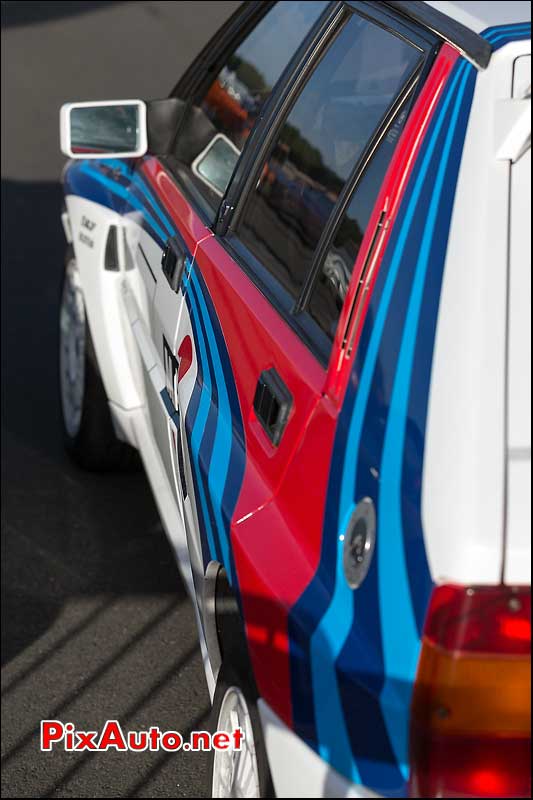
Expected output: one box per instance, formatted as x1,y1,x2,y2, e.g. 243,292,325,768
237,12,421,302
308,105,411,340
173,1,328,208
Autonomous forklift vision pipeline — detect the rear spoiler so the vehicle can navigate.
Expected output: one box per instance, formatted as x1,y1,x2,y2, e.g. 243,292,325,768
383,1,493,69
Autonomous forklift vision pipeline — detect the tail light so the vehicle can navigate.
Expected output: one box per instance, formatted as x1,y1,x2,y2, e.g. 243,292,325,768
409,584,531,798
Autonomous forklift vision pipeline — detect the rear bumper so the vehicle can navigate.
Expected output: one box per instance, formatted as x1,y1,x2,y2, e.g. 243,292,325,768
258,700,380,799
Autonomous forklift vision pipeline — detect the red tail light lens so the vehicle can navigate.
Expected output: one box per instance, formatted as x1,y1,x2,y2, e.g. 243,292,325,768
409,585,531,798
423,584,531,655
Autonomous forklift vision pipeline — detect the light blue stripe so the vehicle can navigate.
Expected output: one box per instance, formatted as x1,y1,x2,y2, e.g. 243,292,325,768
189,269,234,583
310,543,361,780
308,59,470,778
80,163,167,242
183,272,219,561
378,61,473,778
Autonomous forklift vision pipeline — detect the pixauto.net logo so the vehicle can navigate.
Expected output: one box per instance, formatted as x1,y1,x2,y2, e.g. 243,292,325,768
40,720,244,753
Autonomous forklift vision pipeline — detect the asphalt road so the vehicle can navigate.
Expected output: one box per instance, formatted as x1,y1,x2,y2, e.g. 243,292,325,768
1,2,240,797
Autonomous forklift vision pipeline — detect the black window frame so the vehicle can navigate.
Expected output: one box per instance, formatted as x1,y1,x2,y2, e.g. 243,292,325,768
170,2,276,103
219,1,440,367
165,0,332,227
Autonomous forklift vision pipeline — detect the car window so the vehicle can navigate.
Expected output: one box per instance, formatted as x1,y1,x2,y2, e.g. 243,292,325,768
172,1,328,213
235,11,422,303
308,105,411,340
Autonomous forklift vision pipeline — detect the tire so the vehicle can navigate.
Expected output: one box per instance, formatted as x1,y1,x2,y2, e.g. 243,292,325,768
59,245,139,471
208,657,275,798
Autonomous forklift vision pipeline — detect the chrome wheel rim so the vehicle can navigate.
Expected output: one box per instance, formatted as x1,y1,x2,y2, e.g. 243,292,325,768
59,257,86,438
212,687,260,798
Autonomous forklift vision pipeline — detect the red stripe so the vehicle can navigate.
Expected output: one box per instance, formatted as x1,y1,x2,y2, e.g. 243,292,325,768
140,159,211,254
326,43,460,403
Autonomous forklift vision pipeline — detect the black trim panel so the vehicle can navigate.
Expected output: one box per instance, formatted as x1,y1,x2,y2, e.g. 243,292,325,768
253,368,293,446
170,2,274,100
381,0,492,69
217,1,344,235
137,243,156,283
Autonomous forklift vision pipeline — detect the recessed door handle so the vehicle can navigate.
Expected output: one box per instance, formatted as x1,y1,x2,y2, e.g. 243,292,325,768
161,236,188,293
253,368,292,447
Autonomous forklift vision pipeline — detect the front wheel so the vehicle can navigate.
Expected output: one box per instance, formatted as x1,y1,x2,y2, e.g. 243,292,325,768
208,660,275,798
59,246,139,471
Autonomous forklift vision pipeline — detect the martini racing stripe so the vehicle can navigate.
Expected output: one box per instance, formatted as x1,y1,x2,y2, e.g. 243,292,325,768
104,159,177,240
484,22,531,48
288,49,478,795
177,280,216,571
288,22,531,792
81,162,167,245
181,266,246,586
64,159,174,249
182,268,224,567
373,56,476,782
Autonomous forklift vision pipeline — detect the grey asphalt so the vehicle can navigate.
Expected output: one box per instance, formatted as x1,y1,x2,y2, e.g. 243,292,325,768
1,2,240,797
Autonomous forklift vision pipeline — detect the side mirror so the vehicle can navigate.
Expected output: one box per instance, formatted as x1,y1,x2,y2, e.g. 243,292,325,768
192,133,241,197
60,100,147,158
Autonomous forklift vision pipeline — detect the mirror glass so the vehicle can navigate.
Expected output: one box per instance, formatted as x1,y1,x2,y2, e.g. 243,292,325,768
191,133,240,197
70,104,140,155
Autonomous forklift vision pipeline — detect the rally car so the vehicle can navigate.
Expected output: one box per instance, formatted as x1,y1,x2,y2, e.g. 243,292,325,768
59,1,531,796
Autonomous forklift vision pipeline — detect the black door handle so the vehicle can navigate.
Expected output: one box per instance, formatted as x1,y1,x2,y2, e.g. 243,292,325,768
253,368,292,446
161,236,188,293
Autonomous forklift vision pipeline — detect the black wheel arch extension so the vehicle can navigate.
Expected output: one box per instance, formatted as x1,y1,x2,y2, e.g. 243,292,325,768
203,562,252,683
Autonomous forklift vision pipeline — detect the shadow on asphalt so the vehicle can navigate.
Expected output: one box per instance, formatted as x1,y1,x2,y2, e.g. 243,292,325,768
1,1,123,28
1,179,65,468
1,177,186,661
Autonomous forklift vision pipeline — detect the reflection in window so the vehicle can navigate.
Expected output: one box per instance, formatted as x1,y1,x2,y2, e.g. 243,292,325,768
173,1,328,210
308,107,410,340
238,13,421,303
71,105,139,154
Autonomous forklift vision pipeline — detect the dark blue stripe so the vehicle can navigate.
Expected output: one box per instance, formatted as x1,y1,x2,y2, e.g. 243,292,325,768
483,22,531,51
400,63,476,634
191,269,246,536
182,276,224,566
182,336,213,570
160,388,176,418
